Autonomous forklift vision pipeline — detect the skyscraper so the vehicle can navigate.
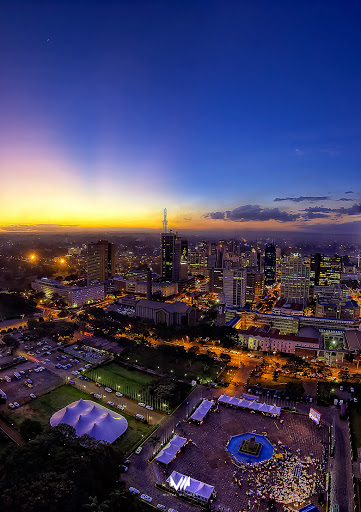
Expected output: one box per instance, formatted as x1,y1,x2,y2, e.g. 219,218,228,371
87,240,116,281
310,254,342,288
264,244,276,286
223,268,247,308
160,211,187,283
280,254,310,305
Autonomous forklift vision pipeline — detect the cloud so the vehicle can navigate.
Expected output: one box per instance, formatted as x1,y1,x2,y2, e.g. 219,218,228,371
0,224,79,232
345,191,354,194
274,196,330,203
294,148,304,155
303,203,361,217
337,197,353,201
206,205,300,223
302,212,329,221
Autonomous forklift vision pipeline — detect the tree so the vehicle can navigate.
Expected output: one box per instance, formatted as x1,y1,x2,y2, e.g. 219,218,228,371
285,381,305,397
82,496,109,511
149,435,161,449
19,419,43,441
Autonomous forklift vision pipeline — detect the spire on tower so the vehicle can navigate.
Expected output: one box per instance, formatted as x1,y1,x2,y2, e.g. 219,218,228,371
162,208,168,233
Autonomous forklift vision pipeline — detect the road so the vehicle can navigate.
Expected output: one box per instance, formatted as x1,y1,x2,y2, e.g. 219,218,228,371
0,416,25,446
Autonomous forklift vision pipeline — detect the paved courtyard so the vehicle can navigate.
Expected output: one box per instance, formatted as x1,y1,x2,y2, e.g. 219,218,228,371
127,402,329,512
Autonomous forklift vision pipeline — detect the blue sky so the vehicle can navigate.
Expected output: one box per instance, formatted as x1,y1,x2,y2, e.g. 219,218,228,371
0,1,360,232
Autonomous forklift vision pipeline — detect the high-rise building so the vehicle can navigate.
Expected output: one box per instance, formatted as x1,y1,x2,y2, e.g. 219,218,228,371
280,254,310,305
246,270,264,304
264,244,276,285
223,268,247,308
310,254,342,288
209,268,224,293
87,240,115,281
161,232,181,282
160,211,187,283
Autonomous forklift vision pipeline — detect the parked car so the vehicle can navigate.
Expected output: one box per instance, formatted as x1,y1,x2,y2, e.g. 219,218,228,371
13,402,20,407
105,387,113,393
138,402,146,407
146,405,154,410
107,401,115,406
129,487,140,495
115,391,123,397
117,404,125,410
30,393,36,399
8,403,15,409
141,495,152,503
157,505,166,510
135,446,142,454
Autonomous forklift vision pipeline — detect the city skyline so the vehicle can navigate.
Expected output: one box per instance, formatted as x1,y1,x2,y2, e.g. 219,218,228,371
1,2,361,234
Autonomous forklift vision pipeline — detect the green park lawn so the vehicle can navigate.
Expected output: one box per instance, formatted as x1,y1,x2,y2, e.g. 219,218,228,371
6,384,153,453
85,361,192,411
122,344,222,381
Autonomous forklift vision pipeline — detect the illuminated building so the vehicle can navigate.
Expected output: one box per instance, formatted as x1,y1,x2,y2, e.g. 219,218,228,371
87,240,115,281
264,244,276,285
310,253,342,290
246,270,264,304
280,254,310,305
223,268,247,308
31,277,104,307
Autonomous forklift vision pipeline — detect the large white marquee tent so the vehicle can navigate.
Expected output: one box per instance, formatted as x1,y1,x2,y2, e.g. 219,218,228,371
50,398,128,443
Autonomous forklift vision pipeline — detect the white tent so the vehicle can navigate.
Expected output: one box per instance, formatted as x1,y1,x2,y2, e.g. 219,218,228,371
50,399,128,443
190,399,213,422
155,434,187,464
166,471,215,502
217,394,281,417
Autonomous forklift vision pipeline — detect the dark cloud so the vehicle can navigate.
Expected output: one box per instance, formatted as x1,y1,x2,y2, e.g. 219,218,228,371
303,203,361,217
304,206,332,213
337,197,353,201
207,205,300,223
345,191,354,194
335,203,361,216
274,196,330,202
207,211,225,220
302,212,329,220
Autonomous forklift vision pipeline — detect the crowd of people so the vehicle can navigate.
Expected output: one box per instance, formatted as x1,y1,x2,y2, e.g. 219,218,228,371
230,441,326,511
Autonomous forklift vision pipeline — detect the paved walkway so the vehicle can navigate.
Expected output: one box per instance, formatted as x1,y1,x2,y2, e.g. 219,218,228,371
0,416,25,446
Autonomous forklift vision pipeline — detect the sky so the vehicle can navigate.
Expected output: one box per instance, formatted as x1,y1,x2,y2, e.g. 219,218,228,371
0,1,361,234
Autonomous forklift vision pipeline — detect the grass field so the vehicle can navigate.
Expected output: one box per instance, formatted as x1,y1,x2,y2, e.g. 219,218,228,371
6,384,152,453
123,344,222,381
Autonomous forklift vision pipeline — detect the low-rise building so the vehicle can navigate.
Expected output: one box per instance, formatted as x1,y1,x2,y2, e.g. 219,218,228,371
31,277,105,307
236,325,320,354
135,299,196,326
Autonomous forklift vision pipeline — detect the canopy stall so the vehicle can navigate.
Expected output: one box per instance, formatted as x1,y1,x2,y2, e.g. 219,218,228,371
218,394,281,417
166,470,215,503
154,435,187,464
189,399,214,422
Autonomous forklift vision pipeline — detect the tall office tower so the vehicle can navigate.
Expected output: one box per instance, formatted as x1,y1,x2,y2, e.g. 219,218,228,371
227,238,239,257
209,268,224,293
223,268,247,308
189,251,208,275
180,237,189,281
216,245,225,268
264,244,277,285
310,253,342,288
246,270,264,304
280,254,310,305
146,268,152,300
161,232,180,282
87,240,116,281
